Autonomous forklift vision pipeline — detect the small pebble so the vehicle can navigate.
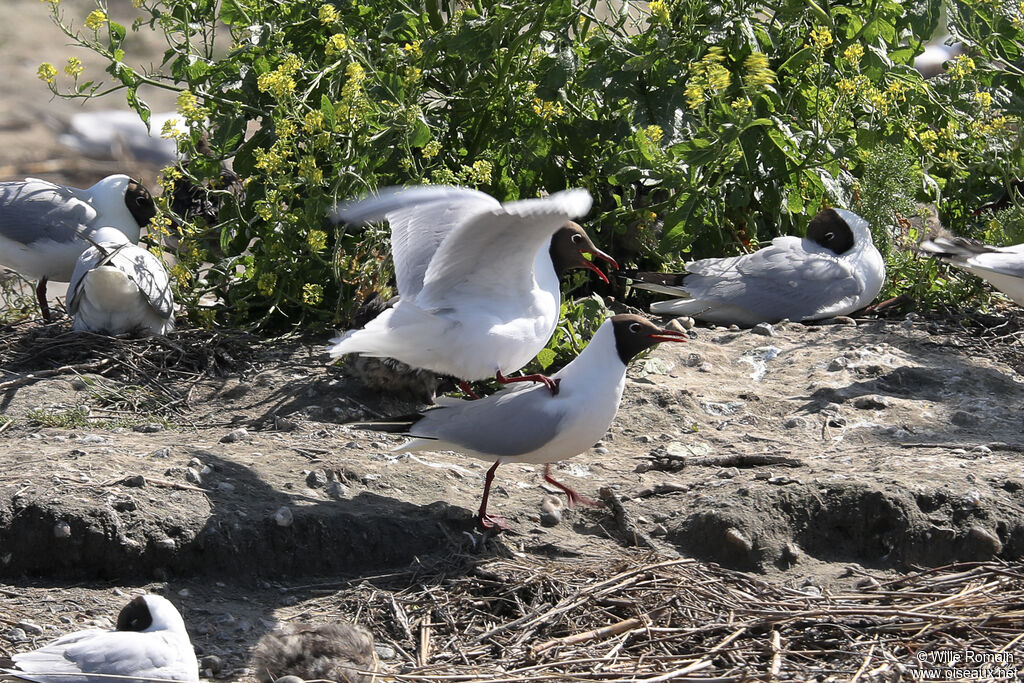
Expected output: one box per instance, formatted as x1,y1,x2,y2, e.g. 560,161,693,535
132,422,163,433
54,521,72,539
185,468,203,485
715,467,739,479
16,621,43,636
326,481,350,499
724,528,752,552
539,496,563,527
220,427,250,443
216,482,235,493
199,655,223,675
120,475,146,488
306,469,328,488
274,506,294,527
751,322,774,337
783,416,806,429
150,446,171,458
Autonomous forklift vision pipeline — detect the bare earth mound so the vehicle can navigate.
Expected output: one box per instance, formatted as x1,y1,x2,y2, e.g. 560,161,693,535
1,312,1023,680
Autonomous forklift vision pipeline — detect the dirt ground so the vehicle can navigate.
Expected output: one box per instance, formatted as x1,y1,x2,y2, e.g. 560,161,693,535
2,2,1024,681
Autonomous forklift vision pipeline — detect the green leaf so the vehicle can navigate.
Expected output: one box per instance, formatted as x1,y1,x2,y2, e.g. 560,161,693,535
536,348,556,371
320,94,336,130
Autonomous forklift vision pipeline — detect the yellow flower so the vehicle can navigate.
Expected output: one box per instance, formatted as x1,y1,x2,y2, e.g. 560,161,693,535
281,54,303,75
648,0,670,24
257,272,277,296
918,129,938,151
64,56,84,77
257,70,296,99
462,160,492,185
403,40,423,57
843,43,864,65
342,62,366,99
532,97,566,121
809,26,833,55
303,110,325,133
307,229,328,252
37,62,58,84
421,139,442,158
170,263,192,284
974,91,993,108
84,9,107,30
643,124,663,144
40,0,59,4
298,156,323,184
276,118,297,140
302,283,324,306
326,33,349,56
744,52,775,90
318,4,338,24
430,167,458,185
948,55,975,81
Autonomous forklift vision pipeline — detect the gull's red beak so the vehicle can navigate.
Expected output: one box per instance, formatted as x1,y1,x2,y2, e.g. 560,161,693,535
580,248,619,284
648,328,688,343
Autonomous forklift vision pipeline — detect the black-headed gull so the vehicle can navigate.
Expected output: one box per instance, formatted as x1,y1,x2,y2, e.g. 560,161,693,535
251,622,377,683
380,314,687,531
3,593,199,683
328,186,617,395
0,175,156,321
625,208,885,326
67,234,175,336
919,232,1024,306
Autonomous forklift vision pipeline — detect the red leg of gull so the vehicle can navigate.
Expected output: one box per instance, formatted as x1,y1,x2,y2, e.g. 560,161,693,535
458,381,481,400
495,371,561,395
543,463,603,508
477,461,510,531
35,277,52,322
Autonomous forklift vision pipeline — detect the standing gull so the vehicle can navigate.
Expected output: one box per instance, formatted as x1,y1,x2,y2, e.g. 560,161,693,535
373,314,687,530
919,231,1024,306
67,233,175,336
625,208,885,326
0,175,156,320
2,594,199,683
328,186,617,395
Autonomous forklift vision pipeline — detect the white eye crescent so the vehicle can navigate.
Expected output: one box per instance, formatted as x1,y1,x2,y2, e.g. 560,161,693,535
629,322,641,333
571,233,583,243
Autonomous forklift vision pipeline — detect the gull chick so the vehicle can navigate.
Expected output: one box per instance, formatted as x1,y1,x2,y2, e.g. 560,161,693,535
626,208,885,326
251,622,377,683
328,186,617,395
919,230,1024,306
2,594,199,683
67,233,175,336
379,314,687,530
0,175,156,320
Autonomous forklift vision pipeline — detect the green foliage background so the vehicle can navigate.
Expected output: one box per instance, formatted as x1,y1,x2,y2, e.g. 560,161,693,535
38,0,1024,331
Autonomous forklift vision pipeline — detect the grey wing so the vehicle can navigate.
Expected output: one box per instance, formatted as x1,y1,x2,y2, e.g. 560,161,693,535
0,179,97,245
330,186,499,299
66,246,103,315
411,386,564,457
417,189,592,308
685,239,861,320
115,245,174,319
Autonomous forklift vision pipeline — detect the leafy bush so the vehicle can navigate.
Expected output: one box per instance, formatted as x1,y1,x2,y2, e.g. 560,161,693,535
37,0,1024,331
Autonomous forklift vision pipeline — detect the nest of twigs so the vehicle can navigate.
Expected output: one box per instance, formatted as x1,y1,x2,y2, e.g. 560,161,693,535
319,554,1024,682
0,321,262,414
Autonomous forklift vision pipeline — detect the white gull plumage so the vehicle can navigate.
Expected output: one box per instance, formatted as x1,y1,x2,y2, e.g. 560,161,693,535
3,594,198,683
67,233,175,336
919,233,1024,307
627,208,885,326
0,174,156,320
388,314,687,529
328,186,616,392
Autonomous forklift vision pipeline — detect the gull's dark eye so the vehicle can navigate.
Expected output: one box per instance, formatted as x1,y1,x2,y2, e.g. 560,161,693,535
629,322,641,333
825,232,835,241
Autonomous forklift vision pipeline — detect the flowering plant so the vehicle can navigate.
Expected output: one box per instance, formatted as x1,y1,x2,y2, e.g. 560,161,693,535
37,0,1024,329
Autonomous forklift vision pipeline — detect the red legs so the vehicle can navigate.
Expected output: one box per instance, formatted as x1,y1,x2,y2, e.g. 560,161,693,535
35,277,52,322
476,461,509,531
458,381,481,400
496,370,561,396
543,463,602,508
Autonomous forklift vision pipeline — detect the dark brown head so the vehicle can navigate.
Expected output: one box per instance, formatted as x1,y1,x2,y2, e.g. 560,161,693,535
549,222,619,283
125,179,157,228
116,595,154,632
610,313,687,365
807,208,855,255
